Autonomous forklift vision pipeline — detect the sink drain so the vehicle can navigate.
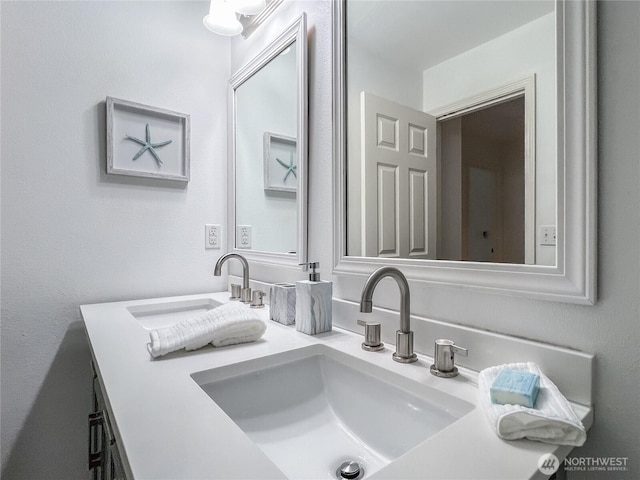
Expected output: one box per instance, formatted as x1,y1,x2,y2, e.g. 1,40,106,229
336,460,365,480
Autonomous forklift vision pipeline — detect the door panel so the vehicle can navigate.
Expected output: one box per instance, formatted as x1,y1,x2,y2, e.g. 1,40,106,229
362,91,437,259
377,164,399,256
409,169,427,255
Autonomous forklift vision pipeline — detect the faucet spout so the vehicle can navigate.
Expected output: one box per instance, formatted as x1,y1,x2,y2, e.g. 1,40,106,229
214,253,251,302
359,266,417,363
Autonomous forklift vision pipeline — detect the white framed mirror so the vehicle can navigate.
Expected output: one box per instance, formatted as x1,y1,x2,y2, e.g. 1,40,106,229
229,13,308,268
332,1,596,304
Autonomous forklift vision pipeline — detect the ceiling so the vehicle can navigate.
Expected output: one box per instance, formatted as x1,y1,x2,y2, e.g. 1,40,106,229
348,0,555,73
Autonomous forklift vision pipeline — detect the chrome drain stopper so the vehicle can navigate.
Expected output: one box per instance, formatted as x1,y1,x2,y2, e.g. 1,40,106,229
336,461,365,480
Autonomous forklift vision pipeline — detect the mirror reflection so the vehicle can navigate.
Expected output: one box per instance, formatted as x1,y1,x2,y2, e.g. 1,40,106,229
346,0,556,265
235,42,298,254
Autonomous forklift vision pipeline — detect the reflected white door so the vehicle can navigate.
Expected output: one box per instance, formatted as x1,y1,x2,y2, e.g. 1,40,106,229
361,91,437,259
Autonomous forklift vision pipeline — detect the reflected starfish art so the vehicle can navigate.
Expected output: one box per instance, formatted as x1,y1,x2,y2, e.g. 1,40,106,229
276,154,297,182
125,123,172,167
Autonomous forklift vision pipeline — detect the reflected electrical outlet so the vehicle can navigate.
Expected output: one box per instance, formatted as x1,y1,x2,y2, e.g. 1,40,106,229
237,225,252,249
539,226,556,246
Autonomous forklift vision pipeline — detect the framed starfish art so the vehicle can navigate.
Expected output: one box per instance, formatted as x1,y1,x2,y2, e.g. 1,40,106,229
263,132,297,193
106,97,190,182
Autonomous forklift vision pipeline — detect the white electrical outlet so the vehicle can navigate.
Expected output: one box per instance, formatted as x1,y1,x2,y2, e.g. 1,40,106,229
539,226,556,246
237,225,252,249
205,224,221,249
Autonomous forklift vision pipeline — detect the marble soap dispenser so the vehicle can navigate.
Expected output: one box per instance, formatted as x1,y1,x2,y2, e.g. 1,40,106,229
295,262,332,335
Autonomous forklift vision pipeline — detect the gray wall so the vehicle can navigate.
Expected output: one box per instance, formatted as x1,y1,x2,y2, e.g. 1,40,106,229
1,1,229,478
2,1,639,479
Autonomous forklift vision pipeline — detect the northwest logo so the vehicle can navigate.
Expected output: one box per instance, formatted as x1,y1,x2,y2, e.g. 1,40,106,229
538,453,560,474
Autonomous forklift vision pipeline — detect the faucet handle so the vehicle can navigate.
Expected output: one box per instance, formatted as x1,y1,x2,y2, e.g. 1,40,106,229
250,290,265,308
230,283,241,300
357,320,384,351
430,339,468,378
451,343,468,357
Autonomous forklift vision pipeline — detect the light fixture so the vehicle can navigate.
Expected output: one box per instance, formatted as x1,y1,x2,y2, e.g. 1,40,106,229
204,0,273,37
203,0,243,37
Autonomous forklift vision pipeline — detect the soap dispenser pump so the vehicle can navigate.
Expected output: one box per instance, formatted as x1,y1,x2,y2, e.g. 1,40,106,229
295,262,332,335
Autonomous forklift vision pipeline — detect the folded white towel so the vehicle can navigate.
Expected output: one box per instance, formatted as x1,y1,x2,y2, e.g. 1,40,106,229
147,302,266,358
478,362,586,446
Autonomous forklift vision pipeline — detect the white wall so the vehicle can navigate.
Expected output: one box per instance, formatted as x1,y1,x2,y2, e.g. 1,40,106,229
1,1,230,478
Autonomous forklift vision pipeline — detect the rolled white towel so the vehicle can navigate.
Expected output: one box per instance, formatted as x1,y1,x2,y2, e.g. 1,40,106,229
147,302,266,358
478,362,586,446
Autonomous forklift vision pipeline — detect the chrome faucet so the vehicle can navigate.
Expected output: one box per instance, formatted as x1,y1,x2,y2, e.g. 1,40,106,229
360,266,417,363
214,253,251,303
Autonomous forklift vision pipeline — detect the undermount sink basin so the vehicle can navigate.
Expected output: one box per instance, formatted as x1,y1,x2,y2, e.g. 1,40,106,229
127,298,221,330
191,344,474,479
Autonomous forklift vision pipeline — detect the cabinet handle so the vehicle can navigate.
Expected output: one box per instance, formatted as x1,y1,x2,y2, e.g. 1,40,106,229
88,412,104,471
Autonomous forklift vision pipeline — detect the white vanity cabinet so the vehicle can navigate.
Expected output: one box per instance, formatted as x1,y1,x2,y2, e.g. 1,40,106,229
89,362,127,480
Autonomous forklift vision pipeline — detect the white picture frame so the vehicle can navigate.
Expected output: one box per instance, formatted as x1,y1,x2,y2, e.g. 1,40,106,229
106,97,190,182
263,132,297,193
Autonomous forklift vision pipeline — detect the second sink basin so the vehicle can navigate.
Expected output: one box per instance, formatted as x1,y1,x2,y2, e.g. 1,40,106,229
127,298,221,330
192,344,474,479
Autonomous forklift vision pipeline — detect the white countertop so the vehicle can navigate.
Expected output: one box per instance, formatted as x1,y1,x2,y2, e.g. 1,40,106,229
81,292,592,480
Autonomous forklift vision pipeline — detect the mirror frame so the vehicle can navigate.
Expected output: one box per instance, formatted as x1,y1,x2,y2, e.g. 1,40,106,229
228,13,308,268
332,1,597,305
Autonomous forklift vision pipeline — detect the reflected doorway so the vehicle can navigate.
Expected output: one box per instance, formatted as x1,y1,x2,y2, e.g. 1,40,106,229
438,96,526,263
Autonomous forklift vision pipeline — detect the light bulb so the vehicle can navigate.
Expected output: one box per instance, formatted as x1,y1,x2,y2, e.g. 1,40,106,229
203,0,243,36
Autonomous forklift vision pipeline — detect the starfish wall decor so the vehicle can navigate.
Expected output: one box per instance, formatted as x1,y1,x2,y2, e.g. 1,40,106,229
276,152,297,182
125,123,172,167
